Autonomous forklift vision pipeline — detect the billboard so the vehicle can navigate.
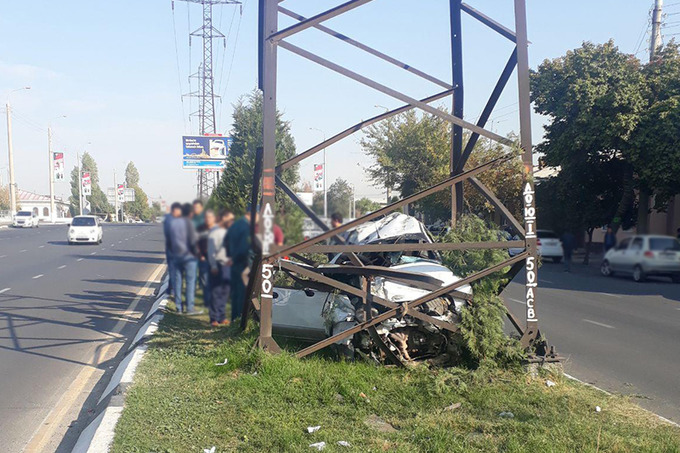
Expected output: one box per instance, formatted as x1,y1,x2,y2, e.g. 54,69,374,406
82,172,91,196
313,163,324,192
182,135,232,169
53,152,65,181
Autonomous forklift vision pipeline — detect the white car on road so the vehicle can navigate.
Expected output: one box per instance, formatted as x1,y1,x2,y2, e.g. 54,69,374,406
68,215,103,244
12,210,39,228
601,235,680,283
508,229,564,262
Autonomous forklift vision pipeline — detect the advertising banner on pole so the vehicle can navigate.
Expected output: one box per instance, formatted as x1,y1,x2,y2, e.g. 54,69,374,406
53,152,65,181
117,184,125,203
182,135,232,169
81,172,92,196
313,164,324,192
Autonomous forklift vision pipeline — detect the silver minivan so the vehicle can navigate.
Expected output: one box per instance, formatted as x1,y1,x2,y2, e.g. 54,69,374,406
601,235,680,282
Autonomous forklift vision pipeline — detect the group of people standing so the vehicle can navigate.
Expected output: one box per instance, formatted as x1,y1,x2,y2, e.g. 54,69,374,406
163,200,253,327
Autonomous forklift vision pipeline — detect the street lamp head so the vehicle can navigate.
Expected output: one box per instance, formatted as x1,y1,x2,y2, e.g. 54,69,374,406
24,86,31,90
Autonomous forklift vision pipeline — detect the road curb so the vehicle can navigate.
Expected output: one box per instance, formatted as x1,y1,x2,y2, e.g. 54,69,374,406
72,276,169,453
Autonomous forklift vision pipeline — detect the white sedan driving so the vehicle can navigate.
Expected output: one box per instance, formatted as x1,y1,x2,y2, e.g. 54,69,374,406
68,215,103,244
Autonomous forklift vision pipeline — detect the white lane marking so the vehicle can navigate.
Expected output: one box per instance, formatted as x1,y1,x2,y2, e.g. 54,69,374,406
58,265,66,269
0,255,6,258
599,292,622,298
32,274,44,279
583,319,615,329
39,245,45,248
77,258,84,262
90,252,97,255
118,241,122,244
508,297,526,305
101,247,105,250
20,249,27,253
0,288,10,294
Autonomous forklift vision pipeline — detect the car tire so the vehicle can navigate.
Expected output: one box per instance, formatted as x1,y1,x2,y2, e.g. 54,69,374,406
552,257,562,264
600,260,613,277
633,265,646,283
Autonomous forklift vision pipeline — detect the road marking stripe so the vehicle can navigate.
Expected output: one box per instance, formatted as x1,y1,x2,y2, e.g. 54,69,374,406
38,245,45,248
20,249,27,253
0,255,6,258
599,292,622,298
77,258,84,262
0,288,10,294
90,252,97,255
58,265,66,269
32,274,44,279
23,262,166,452
583,319,615,329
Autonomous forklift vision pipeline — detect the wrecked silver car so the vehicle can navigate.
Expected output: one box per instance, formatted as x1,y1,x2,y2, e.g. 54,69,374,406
271,213,471,364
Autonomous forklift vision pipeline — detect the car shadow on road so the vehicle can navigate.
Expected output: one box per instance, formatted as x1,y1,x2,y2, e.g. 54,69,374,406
517,261,680,303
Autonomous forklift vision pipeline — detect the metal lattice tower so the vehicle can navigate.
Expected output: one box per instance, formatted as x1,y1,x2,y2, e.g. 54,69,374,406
178,0,240,200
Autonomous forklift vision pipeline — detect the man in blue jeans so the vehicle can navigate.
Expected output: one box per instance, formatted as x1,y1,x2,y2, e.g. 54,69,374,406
168,203,202,315
163,203,182,298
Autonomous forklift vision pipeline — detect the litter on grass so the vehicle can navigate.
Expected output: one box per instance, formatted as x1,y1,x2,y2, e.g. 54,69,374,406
203,447,216,453
546,380,556,387
595,406,602,412
215,358,229,366
309,441,326,450
338,441,351,447
499,411,515,418
444,402,462,411
307,426,321,434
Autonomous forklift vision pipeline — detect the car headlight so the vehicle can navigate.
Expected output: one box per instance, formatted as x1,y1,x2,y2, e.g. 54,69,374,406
69,228,75,235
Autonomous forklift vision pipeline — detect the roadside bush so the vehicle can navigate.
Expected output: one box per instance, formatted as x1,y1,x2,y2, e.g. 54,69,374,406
439,215,524,367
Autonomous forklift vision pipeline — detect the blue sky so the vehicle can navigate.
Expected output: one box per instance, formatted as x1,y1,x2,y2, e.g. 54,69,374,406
0,0,660,204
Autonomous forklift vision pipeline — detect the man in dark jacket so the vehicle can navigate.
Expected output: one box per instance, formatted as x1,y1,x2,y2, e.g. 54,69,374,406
168,203,201,315
603,226,616,252
225,211,255,322
561,231,577,273
163,202,182,297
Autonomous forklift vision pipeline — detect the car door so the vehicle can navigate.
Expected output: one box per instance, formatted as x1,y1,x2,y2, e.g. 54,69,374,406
623,237,645,273
608,238,631,271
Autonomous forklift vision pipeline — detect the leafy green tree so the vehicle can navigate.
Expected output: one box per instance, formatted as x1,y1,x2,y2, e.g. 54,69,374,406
361,110,522,223
210,90,302,243
69,152,110,216
151,201,164,218
123,161,153,221
125,162,140,188
531,41,646,232
354,197,381,216
0,185,11,210
312,178,353,218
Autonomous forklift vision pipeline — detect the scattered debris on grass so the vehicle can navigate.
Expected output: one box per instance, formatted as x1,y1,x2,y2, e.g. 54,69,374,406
596,406,602,412
307,426,321,434
215,358,228,366
444,402,462,412
337,441,351,447
546,379,556,387
365,414,397,433
309,441,326,450
498,411,515,419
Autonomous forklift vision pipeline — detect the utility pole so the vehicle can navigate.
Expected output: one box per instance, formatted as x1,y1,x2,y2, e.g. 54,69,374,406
77,152,83,216
48,127,55,223
639,0,663,234
6,102,16,214
177,0,240,201
114,170,119,222
651,0,663,59
6,87,30,214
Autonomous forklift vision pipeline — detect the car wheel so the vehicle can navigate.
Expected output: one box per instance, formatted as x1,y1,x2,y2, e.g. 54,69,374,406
552,257,562,264
633,265,646,283
600,260,612,277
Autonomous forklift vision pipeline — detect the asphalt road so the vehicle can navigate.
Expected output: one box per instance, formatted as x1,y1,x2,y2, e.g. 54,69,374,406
503,259,680,423
0,223,165,452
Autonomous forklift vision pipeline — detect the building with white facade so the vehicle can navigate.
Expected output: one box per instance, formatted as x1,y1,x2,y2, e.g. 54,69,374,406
17,189,70,221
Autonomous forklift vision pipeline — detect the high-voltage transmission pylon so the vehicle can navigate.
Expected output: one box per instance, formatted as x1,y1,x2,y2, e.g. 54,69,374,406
176,0,241,200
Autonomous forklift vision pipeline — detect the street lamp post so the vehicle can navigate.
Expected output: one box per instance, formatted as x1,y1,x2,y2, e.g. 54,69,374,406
310,127,327,220
48,115,66,223
6,87,31,214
